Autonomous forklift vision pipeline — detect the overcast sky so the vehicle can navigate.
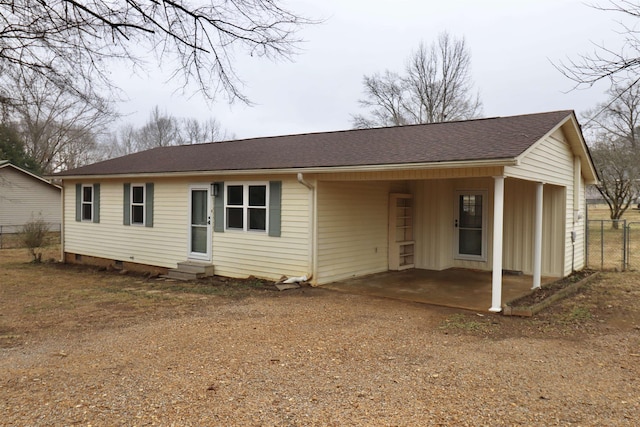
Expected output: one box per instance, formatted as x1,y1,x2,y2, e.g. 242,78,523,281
112,0,631,140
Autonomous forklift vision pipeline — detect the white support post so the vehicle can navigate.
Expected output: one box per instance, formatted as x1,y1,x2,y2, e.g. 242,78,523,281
490,176,505,312
532,182,544,289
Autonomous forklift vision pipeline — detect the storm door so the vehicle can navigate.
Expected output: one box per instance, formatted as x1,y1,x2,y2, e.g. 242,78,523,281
189,185,211,261
454,191,487,261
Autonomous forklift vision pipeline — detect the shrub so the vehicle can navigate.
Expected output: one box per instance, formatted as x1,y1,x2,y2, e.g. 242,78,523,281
20,217,49,263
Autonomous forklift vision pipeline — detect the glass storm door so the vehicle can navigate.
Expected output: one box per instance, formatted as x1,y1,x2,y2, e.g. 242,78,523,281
455,191,486,261
189,186,211,260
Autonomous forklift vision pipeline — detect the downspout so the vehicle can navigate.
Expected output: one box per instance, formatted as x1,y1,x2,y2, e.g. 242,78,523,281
297,172,314,191
297,173,316,284
60,182,65,263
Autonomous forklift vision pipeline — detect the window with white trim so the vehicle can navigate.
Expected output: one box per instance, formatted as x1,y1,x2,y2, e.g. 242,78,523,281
81,185,93,221
131,184,145,225
225,183,268,232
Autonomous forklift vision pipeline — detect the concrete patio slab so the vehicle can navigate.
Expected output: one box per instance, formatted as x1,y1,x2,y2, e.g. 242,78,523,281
322,268,555,312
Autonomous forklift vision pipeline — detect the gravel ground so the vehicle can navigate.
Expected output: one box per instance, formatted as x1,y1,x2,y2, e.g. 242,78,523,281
2,285,639,426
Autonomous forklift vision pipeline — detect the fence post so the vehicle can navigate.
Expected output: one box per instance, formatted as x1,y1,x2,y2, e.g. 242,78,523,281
600,220,604,271
623,220,627,271
0,225,2,249
585,220,589,268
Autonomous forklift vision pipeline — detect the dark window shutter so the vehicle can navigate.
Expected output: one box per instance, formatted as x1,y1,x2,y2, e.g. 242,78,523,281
123,183,131,225
75,183,81,222
213,181,224,232
145,183,154,227
268,181,282,237
93,184,100,223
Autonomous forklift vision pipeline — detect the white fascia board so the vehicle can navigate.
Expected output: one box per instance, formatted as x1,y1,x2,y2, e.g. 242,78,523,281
52,158,518,181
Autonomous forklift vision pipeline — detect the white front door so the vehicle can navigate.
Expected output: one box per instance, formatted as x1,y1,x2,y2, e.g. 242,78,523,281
454,191,487,261
189,185,211,261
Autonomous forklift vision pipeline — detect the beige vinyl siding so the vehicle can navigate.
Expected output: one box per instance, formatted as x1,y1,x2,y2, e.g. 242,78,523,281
212,178,310,281
412,177,566,277
547,185,567,276
505,129,577,277
413,179,454,270
563,165,587,275
502,181,565,277
505,129,574,186
0,167,61,229
316,181,389,285
571,174,587,272
66,176,312,278
64,179,189,268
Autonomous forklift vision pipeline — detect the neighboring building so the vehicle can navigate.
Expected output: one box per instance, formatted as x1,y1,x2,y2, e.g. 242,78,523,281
586,184,605,205
53,111,598,311
0,161,61,232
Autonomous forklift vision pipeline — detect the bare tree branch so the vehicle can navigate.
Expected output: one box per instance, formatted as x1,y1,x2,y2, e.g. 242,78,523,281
3,70,114,173
99,105,233,160
0,0,316,105
352,32,482,129
556,0,640,88
585,78,640,223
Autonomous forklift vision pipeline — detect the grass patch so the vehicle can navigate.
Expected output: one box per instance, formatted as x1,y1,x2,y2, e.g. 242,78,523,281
562,306,593,323
440,313,490,333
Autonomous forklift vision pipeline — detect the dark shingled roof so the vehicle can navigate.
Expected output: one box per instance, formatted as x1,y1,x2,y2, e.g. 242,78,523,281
55,110,574,177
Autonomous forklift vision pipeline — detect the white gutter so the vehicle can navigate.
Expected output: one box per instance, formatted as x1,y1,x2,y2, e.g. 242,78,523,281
297,173,317,284
50,158,518,181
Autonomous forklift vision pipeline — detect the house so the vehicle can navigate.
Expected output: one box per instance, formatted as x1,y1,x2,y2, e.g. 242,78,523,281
0,160,61,233
53,110,597,312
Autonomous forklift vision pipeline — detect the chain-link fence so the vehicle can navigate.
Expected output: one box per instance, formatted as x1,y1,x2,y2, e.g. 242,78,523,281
0,223,61,249
586,219,626,271
626,222,640,271
586,219,640,271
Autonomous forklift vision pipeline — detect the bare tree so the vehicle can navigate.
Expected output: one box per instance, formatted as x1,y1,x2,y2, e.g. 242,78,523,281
590,138,639,226
100,106,234,160
352,71,408,129
585,80,640,226
136,106,181,150
352,32,482,128
584,83,640,149
105,124,140,158
181,117,234,144
6,71,112,173
558,1,640,88
404,35,482,123
0,0,314,106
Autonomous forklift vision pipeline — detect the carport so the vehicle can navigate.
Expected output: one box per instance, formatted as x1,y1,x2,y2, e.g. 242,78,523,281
323,268,555,312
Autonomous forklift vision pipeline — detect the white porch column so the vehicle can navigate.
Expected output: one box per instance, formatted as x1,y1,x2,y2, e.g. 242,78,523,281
532,182,544,289
490,176,505,312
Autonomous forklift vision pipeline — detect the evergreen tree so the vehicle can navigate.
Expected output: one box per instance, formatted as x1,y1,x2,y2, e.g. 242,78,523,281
0,124,41,174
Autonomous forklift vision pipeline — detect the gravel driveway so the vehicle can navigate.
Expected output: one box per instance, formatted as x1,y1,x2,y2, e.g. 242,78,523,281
2,283,639,426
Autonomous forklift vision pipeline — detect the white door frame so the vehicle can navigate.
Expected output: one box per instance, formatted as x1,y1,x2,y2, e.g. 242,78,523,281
188,184,212,261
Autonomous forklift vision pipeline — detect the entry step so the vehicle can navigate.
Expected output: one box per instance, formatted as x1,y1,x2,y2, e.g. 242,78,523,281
161,261,214,281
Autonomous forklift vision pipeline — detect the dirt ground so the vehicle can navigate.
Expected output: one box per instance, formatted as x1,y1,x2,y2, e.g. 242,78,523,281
1,246,640,426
